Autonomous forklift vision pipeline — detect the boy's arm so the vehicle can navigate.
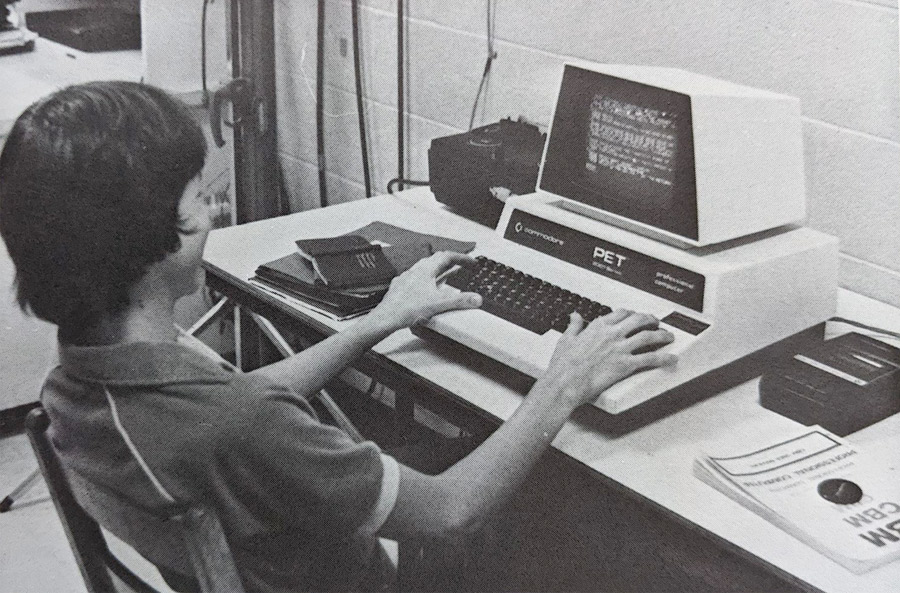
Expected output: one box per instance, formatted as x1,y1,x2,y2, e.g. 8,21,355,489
252,250,677,541
378,310,676,540
250,252,481,398
248,314,394,399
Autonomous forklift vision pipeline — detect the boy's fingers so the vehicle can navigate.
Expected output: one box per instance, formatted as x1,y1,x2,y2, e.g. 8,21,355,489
564,312,585,336
631,351,678,370
426,251,476,275
434,292,482,315
603,309,632,324
625,329,674,352
614,312,659,337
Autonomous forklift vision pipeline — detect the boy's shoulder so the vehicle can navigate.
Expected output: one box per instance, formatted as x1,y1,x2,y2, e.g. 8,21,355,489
53,335,318,419
53,338,307,413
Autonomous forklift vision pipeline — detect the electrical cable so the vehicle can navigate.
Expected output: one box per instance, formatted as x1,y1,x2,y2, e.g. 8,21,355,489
354,1,379,399
829,317,900,341
387,177,429,194
390,2,429,195
468,0,497,131
388,2,429,195
316,0,329,207
296,43,356,118
351,0,372,198
276,158,289,216
396,0,405,192
386,2,499,193
201,0,212,107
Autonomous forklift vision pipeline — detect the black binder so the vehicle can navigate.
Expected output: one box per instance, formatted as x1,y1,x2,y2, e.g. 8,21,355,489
253,253,387,319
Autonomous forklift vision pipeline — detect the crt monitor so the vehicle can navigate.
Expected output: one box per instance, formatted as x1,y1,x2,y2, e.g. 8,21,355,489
539,63,806,248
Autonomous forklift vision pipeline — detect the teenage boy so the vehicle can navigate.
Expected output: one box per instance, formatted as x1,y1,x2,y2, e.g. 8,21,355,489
0,81,676,592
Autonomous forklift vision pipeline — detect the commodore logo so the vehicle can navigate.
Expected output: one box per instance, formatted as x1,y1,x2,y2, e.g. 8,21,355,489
522,225,564,245
509,216,564,245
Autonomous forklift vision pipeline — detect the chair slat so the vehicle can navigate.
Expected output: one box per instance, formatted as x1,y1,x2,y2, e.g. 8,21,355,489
26,407,246,593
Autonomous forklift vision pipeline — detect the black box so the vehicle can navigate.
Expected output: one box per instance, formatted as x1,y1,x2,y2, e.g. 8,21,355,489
26,8,140,53
428,118,545,228
760,332,900,436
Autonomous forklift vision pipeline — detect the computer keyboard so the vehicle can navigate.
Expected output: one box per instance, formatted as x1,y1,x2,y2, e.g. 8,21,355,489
446,256,612,334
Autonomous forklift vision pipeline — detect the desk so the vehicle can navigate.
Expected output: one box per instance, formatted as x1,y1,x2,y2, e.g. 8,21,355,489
203,188,900,593
0,37,142,136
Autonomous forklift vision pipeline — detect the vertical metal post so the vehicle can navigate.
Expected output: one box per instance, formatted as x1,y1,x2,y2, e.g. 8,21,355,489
230,0,279,224
228,0,279,368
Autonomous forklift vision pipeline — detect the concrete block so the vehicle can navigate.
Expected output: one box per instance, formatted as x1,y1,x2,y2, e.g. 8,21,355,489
279,153,320,212
804,122,900,272
279,151,369,212
404,1,899,141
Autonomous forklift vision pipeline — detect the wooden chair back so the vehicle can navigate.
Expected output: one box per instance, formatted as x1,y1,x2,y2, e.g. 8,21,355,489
25,407,245,593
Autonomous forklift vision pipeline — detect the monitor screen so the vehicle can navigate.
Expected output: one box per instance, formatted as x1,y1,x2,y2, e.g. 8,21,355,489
541,65,698,241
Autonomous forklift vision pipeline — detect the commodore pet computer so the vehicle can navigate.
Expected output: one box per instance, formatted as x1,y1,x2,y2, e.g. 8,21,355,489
542,63,806,248
424,61,838,414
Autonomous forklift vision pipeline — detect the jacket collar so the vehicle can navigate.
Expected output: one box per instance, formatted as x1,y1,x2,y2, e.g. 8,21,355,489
59,340,234,387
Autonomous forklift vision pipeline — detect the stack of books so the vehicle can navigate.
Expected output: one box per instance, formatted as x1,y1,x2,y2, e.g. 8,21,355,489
252,235,397,320
694,426,900,574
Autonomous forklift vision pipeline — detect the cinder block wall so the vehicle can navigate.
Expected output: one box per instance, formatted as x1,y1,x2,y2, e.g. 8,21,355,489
275,0,900,307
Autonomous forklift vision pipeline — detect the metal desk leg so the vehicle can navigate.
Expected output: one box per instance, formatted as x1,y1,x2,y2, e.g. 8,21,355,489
394,391,417,445
248,312,365,444
0,467,42,513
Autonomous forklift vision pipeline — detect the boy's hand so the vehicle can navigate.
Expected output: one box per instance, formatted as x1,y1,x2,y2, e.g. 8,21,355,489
536,310,677,409
363,252,482,334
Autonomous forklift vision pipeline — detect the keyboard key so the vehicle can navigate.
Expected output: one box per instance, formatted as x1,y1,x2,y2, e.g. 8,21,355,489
480,297,554,334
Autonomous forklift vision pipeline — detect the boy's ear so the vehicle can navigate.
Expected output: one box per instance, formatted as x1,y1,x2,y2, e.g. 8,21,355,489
177,214,201,235
176,175,205,235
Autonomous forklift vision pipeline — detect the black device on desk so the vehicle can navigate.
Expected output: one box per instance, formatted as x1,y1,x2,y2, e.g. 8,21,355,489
0,0,36,54
760,332,900,436
25,8,141,52
428,118,546,227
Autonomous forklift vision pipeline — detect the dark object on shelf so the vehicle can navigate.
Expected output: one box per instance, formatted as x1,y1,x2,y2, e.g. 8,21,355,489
26,8,140,52
760,332,900,436
429,118,546,228
0,0,36,55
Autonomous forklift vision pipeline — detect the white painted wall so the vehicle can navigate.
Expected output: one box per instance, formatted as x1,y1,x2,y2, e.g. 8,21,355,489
274,0,900,308
141,0,230,100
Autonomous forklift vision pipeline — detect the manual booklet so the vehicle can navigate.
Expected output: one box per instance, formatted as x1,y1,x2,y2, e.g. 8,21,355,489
694,426,900,574
252,252,386,320
251,223,477,321
294,235,396,289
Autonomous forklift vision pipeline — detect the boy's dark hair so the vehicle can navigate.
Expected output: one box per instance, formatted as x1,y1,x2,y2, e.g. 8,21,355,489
0,81,207,340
